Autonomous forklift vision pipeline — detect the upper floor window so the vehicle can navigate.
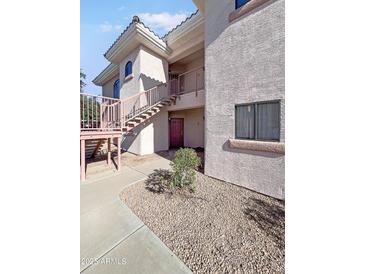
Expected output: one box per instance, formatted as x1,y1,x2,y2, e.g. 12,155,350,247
125,61,132,77
113,79,120,98
235,0,250,9
235,101,280,141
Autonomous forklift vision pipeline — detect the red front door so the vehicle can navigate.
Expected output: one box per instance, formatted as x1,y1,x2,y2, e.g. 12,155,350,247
170,118,184,148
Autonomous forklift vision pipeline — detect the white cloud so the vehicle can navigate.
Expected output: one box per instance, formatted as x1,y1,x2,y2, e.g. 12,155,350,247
98,22,124,33
98,22,113,32
118,6,125,11
137,12,189,32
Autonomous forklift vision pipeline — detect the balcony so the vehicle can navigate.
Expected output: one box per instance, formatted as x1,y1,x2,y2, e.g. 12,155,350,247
167,66,205,111
168,66,204,96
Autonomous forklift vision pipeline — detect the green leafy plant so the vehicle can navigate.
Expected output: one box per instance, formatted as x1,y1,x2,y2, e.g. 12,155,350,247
169,148,201,192
80,69,86,92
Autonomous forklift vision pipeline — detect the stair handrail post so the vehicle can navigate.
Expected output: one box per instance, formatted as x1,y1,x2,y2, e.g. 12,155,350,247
123,100,125,127
195,69,198,97
177,76,180,95
82,94,84,129
92,96,95,128
120,99,122,130
100,98,103,129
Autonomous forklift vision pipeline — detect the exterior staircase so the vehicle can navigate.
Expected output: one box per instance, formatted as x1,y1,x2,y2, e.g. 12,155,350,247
80,82,177,135
80,67,204,181
121,96,176,133
85,139,106,159
80,82,177,181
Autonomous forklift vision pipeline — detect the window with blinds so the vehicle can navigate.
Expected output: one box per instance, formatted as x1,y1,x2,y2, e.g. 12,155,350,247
235,101,280,141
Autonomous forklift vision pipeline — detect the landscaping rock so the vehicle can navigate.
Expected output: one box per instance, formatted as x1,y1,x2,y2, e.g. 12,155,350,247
120,172,284,274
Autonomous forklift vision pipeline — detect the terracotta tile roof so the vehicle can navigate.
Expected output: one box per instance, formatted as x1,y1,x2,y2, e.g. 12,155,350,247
104,11,199,57
104,16,165,57
92,63,118,85
162,10,199,40
103,19,135,57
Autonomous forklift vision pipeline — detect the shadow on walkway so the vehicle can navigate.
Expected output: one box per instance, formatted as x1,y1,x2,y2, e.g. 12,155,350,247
145,169,172,193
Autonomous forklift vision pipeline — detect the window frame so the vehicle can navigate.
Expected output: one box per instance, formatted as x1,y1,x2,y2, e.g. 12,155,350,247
125,61,133,77
235,100,281,142
113,79,120,99
235,0,250,9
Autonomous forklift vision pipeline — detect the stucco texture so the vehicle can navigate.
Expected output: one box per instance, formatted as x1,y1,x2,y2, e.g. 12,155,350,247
102,75,119,98
122,109,169,155
101,38,205,156
204,0,285,199
115,45,169,155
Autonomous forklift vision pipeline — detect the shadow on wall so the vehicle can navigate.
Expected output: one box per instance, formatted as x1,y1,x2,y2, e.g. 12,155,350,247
122,110,168,154
140,73,164,91
222,140,282,158
244,197,285,249
152,112,167,152
122,127,141,152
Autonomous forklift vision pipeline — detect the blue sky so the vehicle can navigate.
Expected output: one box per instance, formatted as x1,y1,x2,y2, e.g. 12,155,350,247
81,0,197,95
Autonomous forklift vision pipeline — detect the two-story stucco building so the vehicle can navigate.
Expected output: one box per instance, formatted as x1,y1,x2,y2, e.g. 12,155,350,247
81,0,285,199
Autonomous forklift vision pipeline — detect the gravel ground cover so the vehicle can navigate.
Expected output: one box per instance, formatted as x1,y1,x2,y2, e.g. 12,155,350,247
120,172,284,274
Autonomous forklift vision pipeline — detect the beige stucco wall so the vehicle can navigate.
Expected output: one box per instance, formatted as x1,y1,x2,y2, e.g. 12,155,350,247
119,48,141,99
102,75,119,98
167,90,205,111
139,46,168,90
204,0,285,199
185,55,204,71
102,44,204,155
101,48,140,99
121,46,169,155
169,108,205,148
122,107,205,154
122,109,169,155
169,50,204,73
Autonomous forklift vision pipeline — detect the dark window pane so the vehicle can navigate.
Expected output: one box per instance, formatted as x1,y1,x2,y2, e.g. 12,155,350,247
256,102,280,140
113,79,120,98
125,61,132,77
236,104,255,139
236,0,250,9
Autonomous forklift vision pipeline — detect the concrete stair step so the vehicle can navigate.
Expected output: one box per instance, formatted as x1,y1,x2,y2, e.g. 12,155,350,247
139,113,151,118
119,96,177,132
131,117,144,122
127,121,139,127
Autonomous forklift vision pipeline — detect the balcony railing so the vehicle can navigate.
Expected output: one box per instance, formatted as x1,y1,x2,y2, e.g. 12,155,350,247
122,83,169,122
80,83,169,132
80,93,122,131
80,66,205,133
168,66,204,95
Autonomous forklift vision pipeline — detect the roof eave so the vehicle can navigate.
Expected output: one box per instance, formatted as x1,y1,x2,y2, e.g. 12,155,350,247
164,12,204,45
92,63,119,86
104,23,171,64
193,0,205,13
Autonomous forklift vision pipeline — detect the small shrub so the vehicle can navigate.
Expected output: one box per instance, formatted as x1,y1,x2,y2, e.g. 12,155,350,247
169,148,201,192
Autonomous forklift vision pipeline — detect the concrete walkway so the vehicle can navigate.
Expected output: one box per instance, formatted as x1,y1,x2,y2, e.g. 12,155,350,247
80,155,192,274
